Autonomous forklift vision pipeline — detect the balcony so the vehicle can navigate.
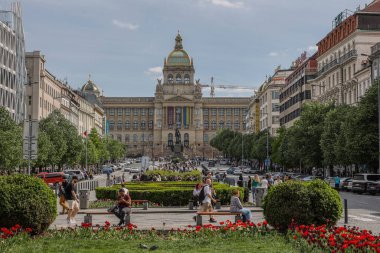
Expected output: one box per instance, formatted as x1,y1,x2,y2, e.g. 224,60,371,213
317,50,357,77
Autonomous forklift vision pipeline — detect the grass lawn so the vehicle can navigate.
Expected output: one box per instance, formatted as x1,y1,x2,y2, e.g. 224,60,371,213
4,235,298,253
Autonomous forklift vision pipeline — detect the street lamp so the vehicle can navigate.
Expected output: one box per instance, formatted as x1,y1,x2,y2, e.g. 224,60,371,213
260,112,270,171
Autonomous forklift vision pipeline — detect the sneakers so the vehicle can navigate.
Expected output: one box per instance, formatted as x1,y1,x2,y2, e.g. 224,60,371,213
209,218,217,223
70,218,76,224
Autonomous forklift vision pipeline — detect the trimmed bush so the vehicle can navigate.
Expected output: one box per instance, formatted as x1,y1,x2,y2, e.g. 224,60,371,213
0,174,57,234
96,182,246,206
263,180,342,231
144,170,201,181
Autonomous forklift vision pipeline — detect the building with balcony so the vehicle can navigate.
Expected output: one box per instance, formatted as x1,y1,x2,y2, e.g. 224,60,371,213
100,33,250,158
0,2,27,123
279,53,317,128
312,2,380,105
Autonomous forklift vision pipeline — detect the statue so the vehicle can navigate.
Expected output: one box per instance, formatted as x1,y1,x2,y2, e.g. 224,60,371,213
157,78,162,85
175,128,181,144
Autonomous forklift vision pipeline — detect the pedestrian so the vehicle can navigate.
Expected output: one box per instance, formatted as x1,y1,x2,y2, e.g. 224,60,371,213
252,174,260,205
116,189,131,226
260,175,269,195
230,189,251,222
192,183,202,208
58,176,69,214
199,178,217,223
335,175,340,190
66,176,80,224
247,176,252,192
122,173,125,183
237,174,243,187
120,183,128,195
273,176,283,185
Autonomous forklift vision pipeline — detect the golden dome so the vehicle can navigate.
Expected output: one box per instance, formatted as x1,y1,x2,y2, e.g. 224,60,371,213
81,76,101,96
166,33,191,66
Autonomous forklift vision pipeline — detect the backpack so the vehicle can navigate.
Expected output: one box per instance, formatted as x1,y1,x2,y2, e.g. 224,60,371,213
198,185,207,203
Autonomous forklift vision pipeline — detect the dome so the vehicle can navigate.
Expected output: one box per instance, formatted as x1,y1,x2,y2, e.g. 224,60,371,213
166,33,191,66
81,77,101,97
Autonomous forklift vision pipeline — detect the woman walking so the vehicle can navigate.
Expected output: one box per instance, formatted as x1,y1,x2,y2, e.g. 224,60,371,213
251,174,260,205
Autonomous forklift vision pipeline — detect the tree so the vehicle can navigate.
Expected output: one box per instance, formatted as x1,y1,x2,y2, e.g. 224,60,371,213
107,138,125,162
0,107,22,171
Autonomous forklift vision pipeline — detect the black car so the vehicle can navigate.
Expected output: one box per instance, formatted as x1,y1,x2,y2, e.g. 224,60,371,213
352,174,380,194
366,180,380,195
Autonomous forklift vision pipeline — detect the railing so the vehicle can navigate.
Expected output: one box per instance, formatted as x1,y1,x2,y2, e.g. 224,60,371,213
317,50,357,77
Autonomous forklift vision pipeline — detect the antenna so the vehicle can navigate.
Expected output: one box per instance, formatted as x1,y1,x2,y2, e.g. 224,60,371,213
210,76,215,97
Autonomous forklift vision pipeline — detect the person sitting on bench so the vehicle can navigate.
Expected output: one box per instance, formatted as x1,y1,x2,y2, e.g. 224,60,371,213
230,189,251,222
116,188,131,226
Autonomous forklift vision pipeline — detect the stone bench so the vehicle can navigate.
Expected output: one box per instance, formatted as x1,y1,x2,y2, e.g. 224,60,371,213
195,211,242,226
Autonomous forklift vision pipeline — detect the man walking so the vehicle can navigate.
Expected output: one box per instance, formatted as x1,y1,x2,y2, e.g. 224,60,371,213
66,176,80,224
199,178,217,223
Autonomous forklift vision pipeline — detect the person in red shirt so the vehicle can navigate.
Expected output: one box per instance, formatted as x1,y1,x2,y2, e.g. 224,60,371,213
117,188,131,226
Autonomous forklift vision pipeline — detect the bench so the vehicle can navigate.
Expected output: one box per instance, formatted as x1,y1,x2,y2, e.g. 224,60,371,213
195,211,242,226
82,211,131,224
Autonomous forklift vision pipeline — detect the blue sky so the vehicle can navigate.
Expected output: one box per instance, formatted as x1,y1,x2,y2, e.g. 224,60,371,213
9,0,371,97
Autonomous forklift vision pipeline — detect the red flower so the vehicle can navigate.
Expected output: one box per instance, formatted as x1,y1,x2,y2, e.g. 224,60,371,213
293,236,298,240
104,221,110,227
219,221,224,225
25,228,32,233
263,220,268,226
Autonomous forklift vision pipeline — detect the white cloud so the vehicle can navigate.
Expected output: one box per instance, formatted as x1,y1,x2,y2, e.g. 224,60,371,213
112,19,139,30
269,52,279,57
206,0,245,9
145,66,163,80
307,45,318,53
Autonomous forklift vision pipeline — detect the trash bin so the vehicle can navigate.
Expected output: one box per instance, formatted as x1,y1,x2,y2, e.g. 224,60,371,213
79,189,90,209
255,187,266,207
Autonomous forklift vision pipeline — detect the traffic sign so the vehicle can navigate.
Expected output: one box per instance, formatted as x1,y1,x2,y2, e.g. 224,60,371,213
265,159,271,167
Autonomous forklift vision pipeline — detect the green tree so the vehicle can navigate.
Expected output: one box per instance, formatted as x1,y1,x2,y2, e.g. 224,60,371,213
107,138,125,162
0,107,22,171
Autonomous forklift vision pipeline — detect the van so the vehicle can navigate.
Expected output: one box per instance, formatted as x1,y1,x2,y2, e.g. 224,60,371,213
64,170,85,181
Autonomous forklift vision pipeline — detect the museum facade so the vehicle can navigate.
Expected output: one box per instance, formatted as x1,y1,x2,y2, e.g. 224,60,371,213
99,34,250,158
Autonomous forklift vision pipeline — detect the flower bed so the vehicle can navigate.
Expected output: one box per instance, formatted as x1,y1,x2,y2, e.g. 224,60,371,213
95,182,248,206
144,169,201,181
291,223,380,253
89,199,161,209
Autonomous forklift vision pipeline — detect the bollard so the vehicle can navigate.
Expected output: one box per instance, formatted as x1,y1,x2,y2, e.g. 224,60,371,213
189,200,194,210
344,199,348,224
215,201,221,210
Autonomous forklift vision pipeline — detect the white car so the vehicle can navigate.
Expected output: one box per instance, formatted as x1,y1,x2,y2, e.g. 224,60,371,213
123,167,131,172
233,169,243,175
130,167,141,173
64,170,85,180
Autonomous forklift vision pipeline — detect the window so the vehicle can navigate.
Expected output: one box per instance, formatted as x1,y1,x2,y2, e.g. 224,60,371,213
133,108,139,116
226,120,231,129
125,134,130,143
234,108,240,116
272,116,279,124
141,134,145,142
117,134,122,142
141,108,146,116
226,109,231,116
125,121,130,129
211,120,216,130
243,120,246,130
118,108,122,116
157,120,162,128
117,120,122,130
234,120,240,130
272,104,280,112
109,120,114,130
141,120,146,130
176,74,182,83
168,133,173,146
125,108,130,116
272,91,279,99
219,120,224,129
133,120,138,130
133,134,138,143
168,74,173,84
204,120,209,130
219,108,224,116
211,108,217,116
109,109,114,116
184,74,190,84
149,109,154,116
148,120,153,129
204,134,209,144
242,109,247,116
184,133,189,147
203,109,209,116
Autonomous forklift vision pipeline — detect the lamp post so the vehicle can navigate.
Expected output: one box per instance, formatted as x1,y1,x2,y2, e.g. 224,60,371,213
260,112,270,171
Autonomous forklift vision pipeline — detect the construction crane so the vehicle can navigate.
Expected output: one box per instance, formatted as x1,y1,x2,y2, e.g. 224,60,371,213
199,77,257,97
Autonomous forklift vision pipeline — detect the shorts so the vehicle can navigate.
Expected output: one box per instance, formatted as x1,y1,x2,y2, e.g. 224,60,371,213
67,200,79,209
199,202,212,212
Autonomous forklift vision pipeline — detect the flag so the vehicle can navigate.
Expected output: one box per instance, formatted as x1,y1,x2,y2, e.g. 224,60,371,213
84,130,87,137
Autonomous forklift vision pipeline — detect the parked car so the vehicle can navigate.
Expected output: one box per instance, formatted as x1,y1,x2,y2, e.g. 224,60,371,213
352,174,380,194
64,170,85,181
123,167,131,172
226,167,236,175
302,176,316,182
130,167,141,173
341,178,353,191
101,167,113,174
242,167,251,174
208,161,216,167
233,168,243,175
220,159,229,165
367,180,380,195
36,172,66,185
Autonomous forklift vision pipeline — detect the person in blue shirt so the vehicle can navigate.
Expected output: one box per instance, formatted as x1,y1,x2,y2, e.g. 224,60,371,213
335,175,341,190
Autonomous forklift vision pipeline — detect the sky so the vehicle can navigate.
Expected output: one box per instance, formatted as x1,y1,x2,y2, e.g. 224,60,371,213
1,0,372,97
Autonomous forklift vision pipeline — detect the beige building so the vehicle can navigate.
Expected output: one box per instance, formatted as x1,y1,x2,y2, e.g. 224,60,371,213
100,33,250,158
312,2,380,104
279,53,317,128
254,68,293,136
26,51,104,135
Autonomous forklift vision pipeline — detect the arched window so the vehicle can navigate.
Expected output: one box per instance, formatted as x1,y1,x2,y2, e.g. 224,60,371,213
148,120,153,129
109,120,114,130
184,133,189,147
184,74,190,84
125,120,130,129
133,134,138,143
125,134,130,143
141,120,146,130
211,120,216,130
117,134,122,142
141,134,145,142
226,120,231,129
176,74,182,83
168,74,173,84
204,120,209,130
204,134,209,144
133,120,138,130
168,133,173,146
234,120,240,130
219,120,224,129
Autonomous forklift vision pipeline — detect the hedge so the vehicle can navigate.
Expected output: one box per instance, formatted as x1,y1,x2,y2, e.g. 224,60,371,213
263,180,342,231
143,170,201,181
96,182,247,206
0,174,57,234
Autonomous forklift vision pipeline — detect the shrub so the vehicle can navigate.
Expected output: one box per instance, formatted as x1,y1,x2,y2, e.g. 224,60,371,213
96,182,246,206
144,170,201,181
263,180,342,232
0,174,57,234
